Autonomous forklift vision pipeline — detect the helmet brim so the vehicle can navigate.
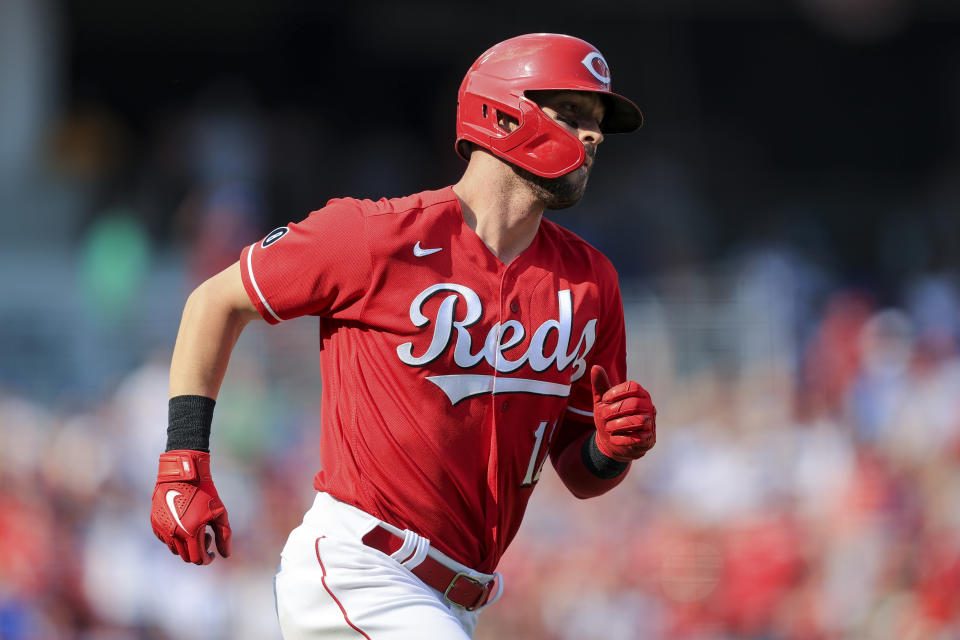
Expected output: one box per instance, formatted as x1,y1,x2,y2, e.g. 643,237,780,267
523,88,643,134
599,92,644,134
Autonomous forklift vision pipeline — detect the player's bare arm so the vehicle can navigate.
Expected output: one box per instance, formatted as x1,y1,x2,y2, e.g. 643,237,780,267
169,260,260,398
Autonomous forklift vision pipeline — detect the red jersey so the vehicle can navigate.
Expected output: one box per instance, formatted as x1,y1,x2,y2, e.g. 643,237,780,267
239,186,626,572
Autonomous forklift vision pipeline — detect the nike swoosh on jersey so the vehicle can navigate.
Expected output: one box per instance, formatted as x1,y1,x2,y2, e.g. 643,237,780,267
166,490,190,533
413,241,443,257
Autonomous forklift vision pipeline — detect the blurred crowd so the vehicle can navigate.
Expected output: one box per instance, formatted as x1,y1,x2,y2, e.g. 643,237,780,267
2,247,960,639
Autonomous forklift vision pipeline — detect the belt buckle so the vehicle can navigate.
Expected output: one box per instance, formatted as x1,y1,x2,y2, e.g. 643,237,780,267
444,572,487,611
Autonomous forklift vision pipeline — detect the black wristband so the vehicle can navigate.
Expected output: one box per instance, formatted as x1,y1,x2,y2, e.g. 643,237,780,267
581,432,629,479
167,395,216,452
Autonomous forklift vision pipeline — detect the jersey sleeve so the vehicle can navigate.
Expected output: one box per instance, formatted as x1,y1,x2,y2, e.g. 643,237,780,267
563,260,627,424
239,199,372,324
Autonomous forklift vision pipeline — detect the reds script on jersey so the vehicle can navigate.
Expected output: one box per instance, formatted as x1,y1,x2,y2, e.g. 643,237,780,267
240,186,626,573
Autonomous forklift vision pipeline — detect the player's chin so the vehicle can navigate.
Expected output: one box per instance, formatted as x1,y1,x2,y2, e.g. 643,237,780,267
542,171,590,210
511,160,591,210
528,166,591,210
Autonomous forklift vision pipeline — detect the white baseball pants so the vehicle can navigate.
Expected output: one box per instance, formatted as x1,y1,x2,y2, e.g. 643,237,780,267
274,492,501,639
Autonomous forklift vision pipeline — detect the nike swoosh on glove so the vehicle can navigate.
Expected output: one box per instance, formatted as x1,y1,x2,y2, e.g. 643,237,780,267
591,365,657,462
150,450,232,565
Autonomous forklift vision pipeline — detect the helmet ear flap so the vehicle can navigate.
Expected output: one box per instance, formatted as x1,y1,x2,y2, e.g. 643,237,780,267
456,93,524,159
460,96,586,178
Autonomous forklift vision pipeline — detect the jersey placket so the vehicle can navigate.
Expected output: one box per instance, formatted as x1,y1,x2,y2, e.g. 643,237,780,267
491,264,516,400
486,259,526,561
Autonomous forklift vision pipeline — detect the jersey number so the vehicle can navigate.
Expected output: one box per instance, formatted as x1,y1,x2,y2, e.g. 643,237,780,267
521,420,558,487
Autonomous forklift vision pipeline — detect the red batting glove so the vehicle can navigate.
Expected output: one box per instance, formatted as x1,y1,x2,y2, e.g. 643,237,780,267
591,365,657,462
150,450,232,565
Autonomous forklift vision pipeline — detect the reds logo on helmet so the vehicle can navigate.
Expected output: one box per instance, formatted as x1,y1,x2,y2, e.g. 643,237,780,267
581,52,611,86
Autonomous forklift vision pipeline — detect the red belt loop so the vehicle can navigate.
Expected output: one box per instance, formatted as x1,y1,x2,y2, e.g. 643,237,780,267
361,524,497,611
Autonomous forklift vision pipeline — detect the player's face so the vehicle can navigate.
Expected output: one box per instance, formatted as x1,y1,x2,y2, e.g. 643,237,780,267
518,90,606,210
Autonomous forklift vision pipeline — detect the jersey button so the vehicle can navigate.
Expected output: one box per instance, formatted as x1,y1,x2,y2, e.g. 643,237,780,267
509,301,519,313
501,400,510,411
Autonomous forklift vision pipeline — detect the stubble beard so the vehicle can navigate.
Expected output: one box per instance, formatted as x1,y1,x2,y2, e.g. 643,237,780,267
510,149,597,210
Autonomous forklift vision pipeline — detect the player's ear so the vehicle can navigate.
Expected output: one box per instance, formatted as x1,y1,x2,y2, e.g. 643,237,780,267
496,111,519,133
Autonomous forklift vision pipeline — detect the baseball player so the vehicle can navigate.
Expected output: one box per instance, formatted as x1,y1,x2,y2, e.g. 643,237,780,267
151,33,656,639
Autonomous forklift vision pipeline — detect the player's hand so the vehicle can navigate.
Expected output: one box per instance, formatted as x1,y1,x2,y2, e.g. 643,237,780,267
591,365,657,462
150,449,232,565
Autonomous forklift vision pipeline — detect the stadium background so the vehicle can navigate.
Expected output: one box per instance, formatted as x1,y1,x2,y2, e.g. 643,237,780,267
2,0,960,638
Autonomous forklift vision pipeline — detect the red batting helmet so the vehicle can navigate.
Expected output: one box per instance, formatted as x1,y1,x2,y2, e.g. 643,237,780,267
455,33,643,178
